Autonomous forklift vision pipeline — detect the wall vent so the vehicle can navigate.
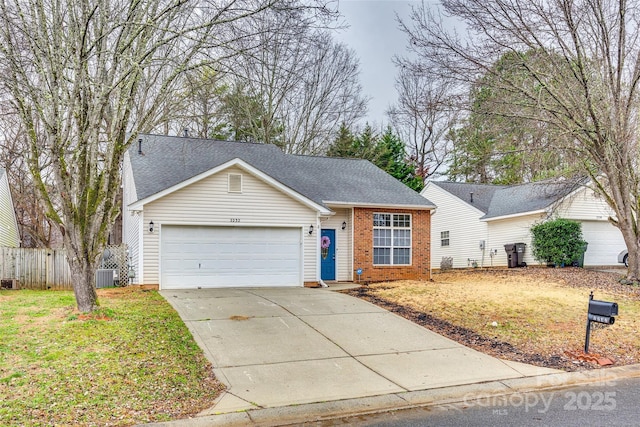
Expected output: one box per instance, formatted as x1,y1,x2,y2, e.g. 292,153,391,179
228,173,242,193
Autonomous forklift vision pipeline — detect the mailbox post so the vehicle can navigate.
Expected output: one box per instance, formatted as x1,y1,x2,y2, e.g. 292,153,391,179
584,291,618,353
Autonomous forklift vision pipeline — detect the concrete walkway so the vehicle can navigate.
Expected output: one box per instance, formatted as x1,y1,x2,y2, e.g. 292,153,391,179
160,286,560,417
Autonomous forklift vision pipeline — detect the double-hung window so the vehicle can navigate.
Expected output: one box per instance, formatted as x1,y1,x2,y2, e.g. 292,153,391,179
441,231,450,247
373,213,411,265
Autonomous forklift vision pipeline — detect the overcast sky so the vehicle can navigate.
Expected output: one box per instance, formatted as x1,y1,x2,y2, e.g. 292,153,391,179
335,0,428,127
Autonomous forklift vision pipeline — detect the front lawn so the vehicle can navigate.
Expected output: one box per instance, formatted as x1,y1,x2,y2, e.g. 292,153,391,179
0,287,223,426
348,268,640,370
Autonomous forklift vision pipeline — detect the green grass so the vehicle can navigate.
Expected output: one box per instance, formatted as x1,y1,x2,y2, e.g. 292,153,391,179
0,288,223,426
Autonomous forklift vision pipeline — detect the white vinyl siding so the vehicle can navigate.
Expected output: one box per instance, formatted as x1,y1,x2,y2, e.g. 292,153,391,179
142,165,317,285
321,208,353,281
0,170,19,248
555,187,616,220
122,153,142,283
486,213,545,267
422,183,488,269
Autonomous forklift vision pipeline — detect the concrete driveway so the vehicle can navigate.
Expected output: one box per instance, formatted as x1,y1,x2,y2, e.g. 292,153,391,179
161,287,559,414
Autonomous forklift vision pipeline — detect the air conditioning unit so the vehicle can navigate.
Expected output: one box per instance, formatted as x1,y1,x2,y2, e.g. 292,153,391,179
96,269,116,288
1,279,19,290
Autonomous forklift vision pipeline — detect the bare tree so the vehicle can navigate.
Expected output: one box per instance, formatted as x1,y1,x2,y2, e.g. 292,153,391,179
0,118,62,247
447,51,582,184
215,12,367,154
0,0,335,312
387,61,457,180
400,0,640,280
157,67,232,138
282,32,368,154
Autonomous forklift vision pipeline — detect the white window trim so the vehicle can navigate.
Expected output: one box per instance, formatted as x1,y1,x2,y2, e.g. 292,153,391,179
373,212,412,266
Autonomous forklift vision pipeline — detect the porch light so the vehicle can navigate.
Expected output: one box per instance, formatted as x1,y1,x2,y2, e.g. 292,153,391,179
342,221,347,230
308,225,314,235
149,221,154,233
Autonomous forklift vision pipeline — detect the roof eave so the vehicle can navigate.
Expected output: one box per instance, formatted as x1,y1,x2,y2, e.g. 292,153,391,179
481,208,547,222
324,201,436,210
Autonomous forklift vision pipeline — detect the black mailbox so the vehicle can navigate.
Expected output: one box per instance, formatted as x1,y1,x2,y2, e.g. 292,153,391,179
585,293,618,353
588,300,619,317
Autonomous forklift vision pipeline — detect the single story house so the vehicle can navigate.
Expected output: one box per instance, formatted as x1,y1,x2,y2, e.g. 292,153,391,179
421,180,625,269
122,134,435,289
0,168,20,248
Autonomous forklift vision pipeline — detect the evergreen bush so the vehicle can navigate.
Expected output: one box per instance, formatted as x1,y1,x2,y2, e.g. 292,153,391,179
530,218,587,267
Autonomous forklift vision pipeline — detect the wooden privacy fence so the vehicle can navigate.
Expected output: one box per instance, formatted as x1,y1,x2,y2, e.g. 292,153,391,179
0,245,128,290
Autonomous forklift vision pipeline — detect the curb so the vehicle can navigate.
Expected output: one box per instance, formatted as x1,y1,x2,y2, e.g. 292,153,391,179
141,364,640,426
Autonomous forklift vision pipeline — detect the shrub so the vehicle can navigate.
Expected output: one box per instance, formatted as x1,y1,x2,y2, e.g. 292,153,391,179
530,218,587,267
440,256,453,270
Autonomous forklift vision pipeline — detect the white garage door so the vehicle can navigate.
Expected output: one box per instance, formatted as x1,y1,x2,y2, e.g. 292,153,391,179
581,221,625,266
160,225,302,289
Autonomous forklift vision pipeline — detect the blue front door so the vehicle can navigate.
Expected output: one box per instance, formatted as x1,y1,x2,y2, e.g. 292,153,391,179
321,229,336,281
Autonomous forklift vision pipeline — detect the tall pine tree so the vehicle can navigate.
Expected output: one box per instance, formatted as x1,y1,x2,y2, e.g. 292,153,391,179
326,125,423,191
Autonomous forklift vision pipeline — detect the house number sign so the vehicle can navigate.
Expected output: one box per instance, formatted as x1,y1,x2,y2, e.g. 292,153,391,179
230,218,240,223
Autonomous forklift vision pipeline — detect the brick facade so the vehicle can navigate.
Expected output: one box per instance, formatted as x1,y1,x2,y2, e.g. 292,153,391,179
353,207,431,282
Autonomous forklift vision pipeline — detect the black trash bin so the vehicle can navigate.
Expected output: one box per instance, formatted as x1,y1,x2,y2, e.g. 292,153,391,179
572,242,589,267
515,243,527,267
504,243,518,268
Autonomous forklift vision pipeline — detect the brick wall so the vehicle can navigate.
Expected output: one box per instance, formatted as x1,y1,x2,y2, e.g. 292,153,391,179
353,207,431,282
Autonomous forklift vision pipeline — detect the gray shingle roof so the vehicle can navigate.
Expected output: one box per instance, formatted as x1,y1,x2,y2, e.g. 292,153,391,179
431,181,505,213
431,180,579,219
128,134,434,210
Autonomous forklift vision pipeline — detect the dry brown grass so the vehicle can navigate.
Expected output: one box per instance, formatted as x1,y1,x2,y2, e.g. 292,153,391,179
351,268,640,370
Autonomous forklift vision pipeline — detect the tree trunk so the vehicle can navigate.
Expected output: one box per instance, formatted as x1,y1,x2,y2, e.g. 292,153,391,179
621,232,640,282
629,251,640,282
64,222,101,312
68,257,99,312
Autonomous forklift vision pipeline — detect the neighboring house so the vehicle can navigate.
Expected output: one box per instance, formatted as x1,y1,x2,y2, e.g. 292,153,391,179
0,168,20,248
122,134,435,289
422,180,625,269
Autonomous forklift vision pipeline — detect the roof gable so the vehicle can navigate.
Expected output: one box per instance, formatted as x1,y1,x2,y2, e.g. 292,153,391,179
127,134,435,210
129,158,331,214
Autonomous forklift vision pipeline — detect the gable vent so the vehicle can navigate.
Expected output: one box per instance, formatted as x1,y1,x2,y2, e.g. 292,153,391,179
228,173,242,193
